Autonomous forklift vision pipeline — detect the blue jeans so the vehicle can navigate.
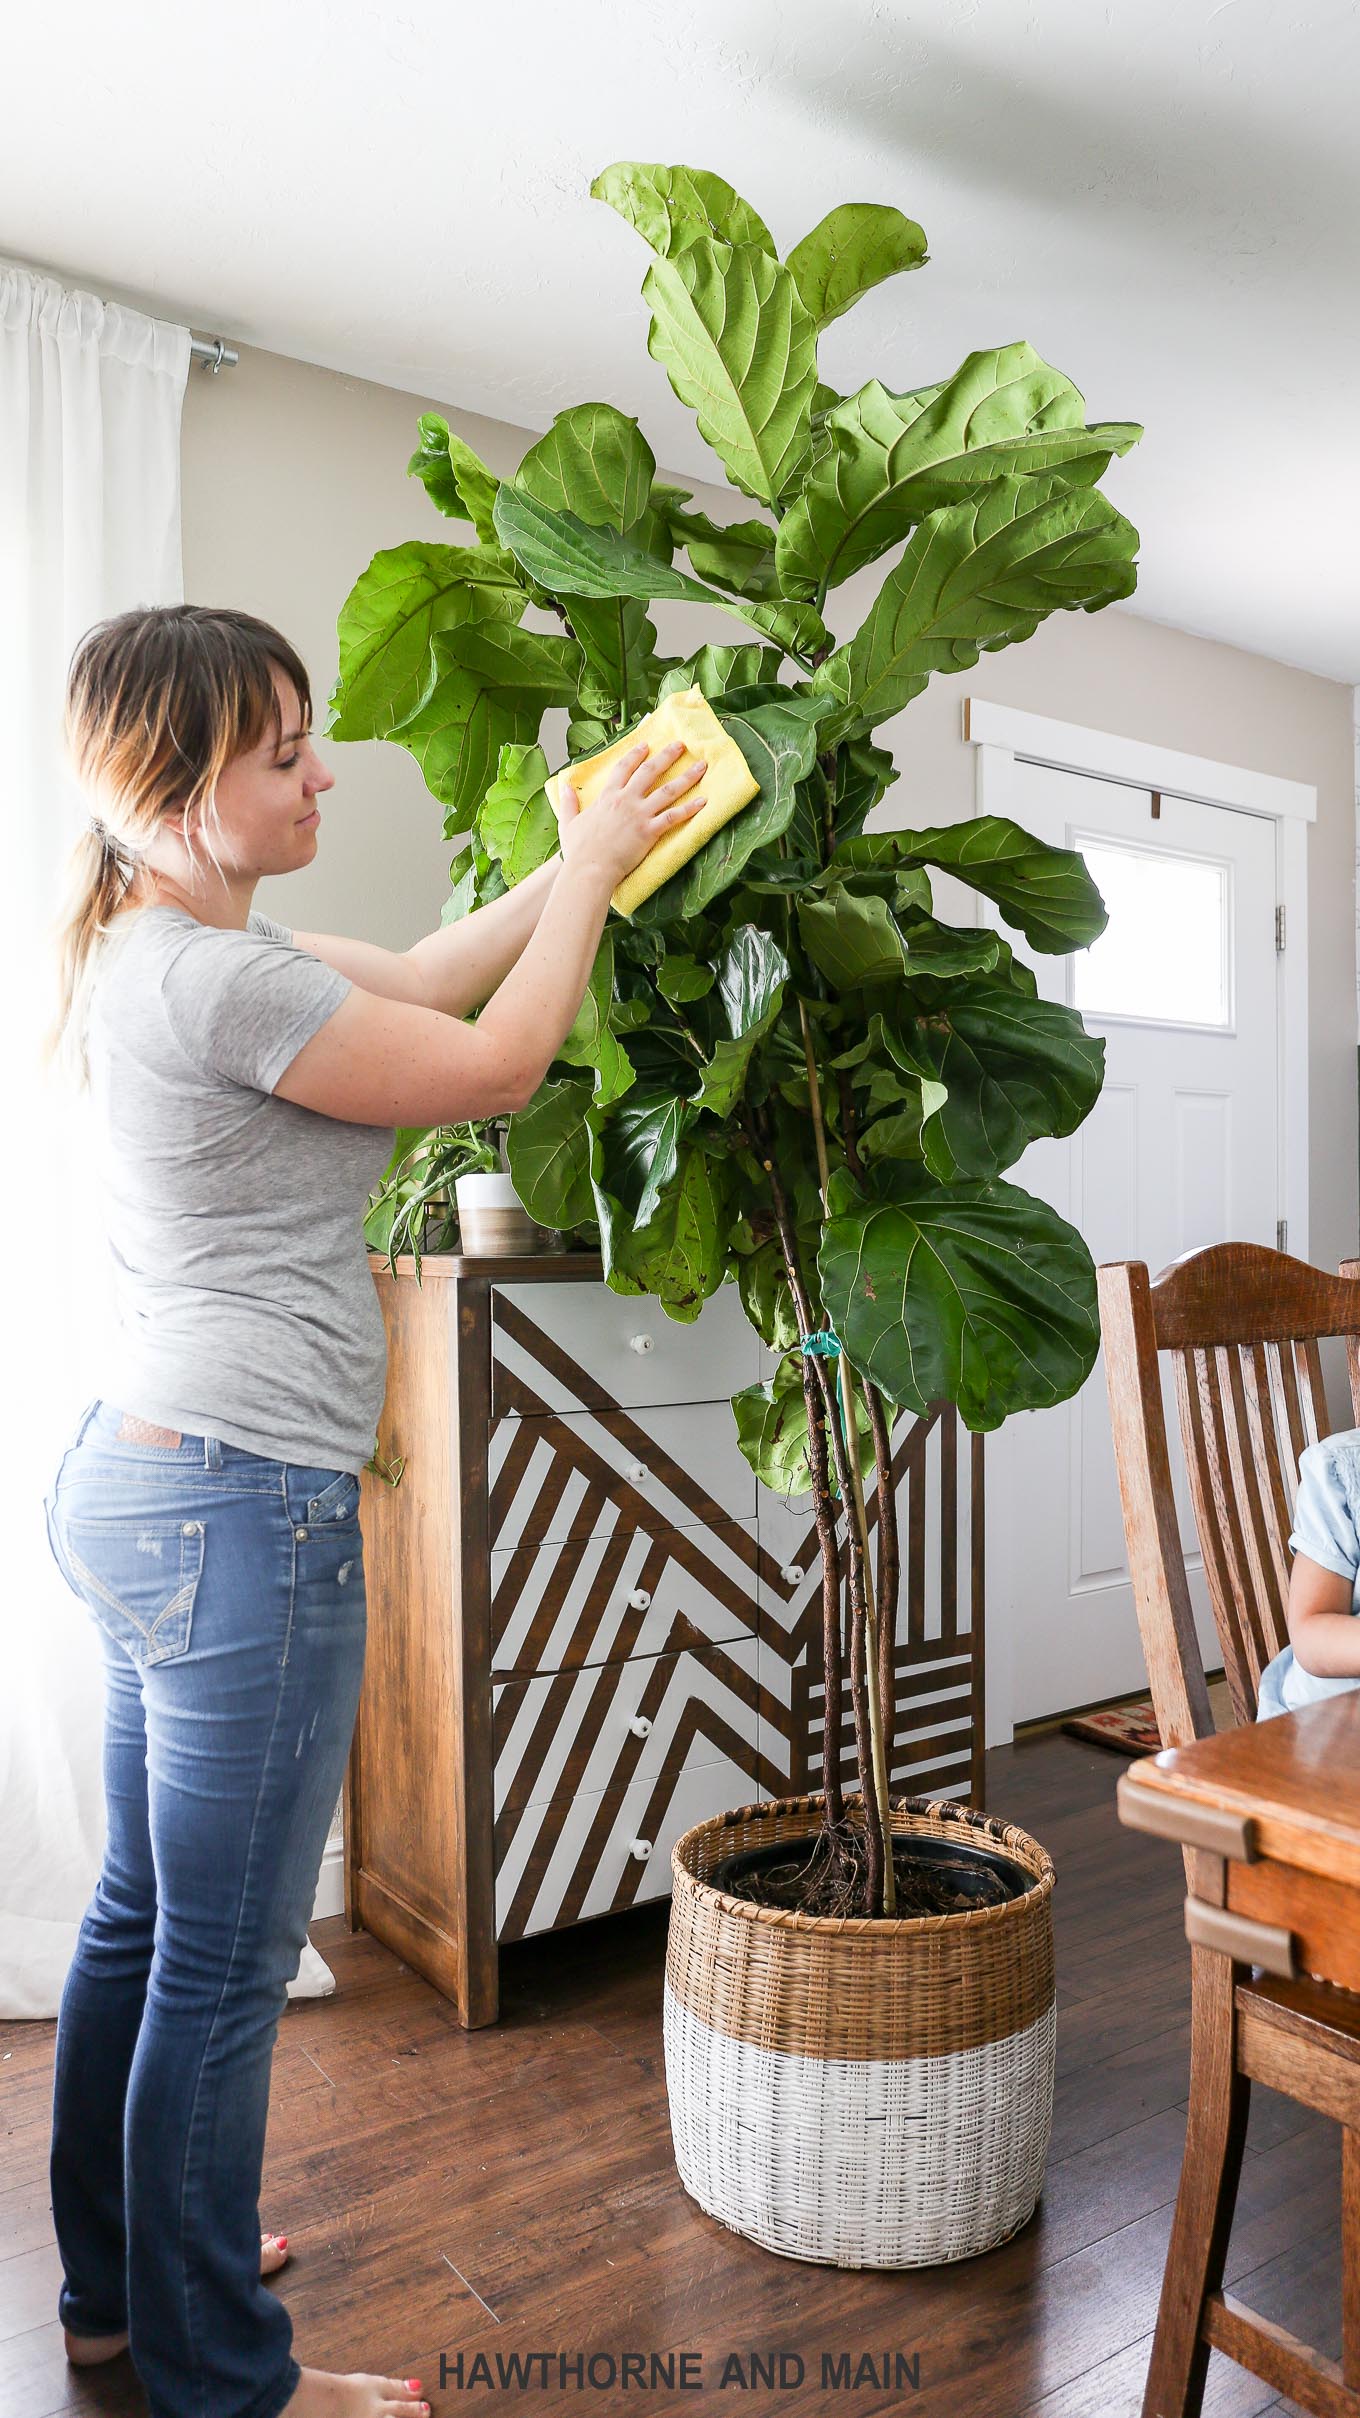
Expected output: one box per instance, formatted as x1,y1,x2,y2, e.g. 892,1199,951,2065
42,1397,369,2418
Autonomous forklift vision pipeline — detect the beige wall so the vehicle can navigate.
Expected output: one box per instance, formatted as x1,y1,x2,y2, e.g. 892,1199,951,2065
180,341,1357,1277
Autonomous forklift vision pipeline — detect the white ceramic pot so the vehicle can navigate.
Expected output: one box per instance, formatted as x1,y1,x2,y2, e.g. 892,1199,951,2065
453,1169,556,1258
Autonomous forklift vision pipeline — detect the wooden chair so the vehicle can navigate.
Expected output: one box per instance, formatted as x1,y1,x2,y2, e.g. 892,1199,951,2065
1099,1241,1360,2418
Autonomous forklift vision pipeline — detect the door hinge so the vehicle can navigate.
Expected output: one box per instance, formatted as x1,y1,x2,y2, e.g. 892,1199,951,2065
1276,904,1287,952
1277,1218,1288,1252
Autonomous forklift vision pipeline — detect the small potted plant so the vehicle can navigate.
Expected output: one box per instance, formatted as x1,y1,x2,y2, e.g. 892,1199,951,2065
335,158,1139,2268
364,1118,555,1272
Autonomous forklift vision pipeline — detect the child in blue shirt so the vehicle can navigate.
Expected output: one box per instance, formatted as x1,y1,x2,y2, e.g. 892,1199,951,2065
1258,1431,1360,1720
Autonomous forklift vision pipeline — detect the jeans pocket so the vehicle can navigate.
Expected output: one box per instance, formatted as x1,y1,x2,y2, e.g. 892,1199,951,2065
56,1505,207,1666
306,1470,362,1526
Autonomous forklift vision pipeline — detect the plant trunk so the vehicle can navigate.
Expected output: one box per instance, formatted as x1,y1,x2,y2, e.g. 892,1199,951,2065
801,1359,845,1828
866,1382,899,1770
755,1099,889,1916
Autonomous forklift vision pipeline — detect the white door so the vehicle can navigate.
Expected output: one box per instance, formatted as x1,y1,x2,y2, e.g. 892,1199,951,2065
987,762,1283,1729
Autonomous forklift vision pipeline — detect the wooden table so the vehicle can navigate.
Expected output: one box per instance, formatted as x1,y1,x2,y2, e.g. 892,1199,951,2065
1116,1696,1360,2417
1118,1694,1360,1993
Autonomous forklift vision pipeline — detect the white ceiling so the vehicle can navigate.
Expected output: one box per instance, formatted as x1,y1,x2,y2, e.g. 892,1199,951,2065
7,0,1359,682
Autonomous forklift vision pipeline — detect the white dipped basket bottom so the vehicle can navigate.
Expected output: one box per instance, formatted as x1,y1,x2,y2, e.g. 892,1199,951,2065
664,1792,1057,2269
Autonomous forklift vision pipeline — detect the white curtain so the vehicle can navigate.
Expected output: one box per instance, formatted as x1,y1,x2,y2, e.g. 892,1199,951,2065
0,262,334,2013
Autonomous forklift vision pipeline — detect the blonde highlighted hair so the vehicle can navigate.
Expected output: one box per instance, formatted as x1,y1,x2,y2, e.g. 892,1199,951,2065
44,604,312,1090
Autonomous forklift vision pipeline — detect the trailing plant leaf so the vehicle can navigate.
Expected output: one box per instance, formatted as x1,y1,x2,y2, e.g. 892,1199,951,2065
818,1163,1101,1431
786,202,929,333
810,475,1141,741
777,345,1142,598
639,236,819,507
330,541,524,741
881,979,1106,1180
882,815,1110,952
591,160,777,259
504,1076,595,1228
480,742,558,884
407,413,502,546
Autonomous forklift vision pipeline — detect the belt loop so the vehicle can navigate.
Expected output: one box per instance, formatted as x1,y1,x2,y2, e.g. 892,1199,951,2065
75,1398,100,1446
204,1432,222,1470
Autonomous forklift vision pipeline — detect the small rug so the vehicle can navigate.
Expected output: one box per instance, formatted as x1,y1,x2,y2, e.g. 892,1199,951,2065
1061,1701,1163,1756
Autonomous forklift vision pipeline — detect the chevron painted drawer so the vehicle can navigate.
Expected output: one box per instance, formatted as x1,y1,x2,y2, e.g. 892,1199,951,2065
351,1251,985,2027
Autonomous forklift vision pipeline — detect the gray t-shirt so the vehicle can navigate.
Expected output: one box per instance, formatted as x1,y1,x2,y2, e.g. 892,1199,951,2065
85,902,397,1475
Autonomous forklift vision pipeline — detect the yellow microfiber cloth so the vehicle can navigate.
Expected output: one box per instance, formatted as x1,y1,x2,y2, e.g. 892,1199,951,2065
543,685,761,917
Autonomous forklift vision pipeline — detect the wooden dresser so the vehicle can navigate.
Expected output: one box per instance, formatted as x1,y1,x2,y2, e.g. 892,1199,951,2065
347,1252,985,2025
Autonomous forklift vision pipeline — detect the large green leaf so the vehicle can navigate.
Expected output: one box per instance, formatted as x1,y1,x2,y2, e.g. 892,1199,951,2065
818,1164,1100,1431
633,695,837,923
733,1347,879,1495
596,1089,693,1230
656,642,783,703
593,1134,731,1320
480,742,558,885
389,620,579,835
661,502,781,599
695,926,789,1116
882,979,1105,1180
330,541,524,741
798,889,907,991
786,203,928,332
640,237,819,507
506,1076,594,1227
777,346,1142,597
556,932,635,1107
811,474,1141,740
515,401,657,530
888,817,1109,952
406,414,502,547
591,161,776,259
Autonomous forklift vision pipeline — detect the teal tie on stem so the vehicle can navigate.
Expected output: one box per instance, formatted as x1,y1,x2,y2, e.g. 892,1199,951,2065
801,1330,841,1359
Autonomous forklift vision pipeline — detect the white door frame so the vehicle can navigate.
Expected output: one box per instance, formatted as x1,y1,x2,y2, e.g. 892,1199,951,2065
961,696,1316,1740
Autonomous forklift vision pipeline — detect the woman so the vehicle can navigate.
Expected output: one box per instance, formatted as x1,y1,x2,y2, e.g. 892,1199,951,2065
40,603,706,2418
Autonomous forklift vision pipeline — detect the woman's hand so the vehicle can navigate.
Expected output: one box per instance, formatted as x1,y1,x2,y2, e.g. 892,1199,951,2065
555,738,706,891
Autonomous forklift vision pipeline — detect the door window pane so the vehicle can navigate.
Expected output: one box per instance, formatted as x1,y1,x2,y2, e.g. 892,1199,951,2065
1071,832,1233,1029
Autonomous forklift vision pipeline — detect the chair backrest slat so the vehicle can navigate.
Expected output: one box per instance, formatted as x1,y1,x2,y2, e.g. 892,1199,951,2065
1099,1243,1360,1749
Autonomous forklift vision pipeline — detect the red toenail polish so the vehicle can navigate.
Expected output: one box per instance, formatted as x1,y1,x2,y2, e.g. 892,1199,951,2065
276,2236,287,2248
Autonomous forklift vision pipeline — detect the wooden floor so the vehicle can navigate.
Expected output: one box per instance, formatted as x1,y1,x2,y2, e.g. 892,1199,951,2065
1,1730,1339,2417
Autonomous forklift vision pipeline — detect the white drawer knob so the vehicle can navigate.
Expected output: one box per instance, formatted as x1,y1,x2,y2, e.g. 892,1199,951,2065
628,1837,652,1861
628,1333,655,1354
625,1460,649,1485
628,1713,652,1737
782,1564,803,1586
627,1586,652,1611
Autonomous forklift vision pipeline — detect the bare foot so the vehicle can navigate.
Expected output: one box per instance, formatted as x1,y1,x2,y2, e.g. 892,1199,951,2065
283,2372,429,2417
63,2231,293,2366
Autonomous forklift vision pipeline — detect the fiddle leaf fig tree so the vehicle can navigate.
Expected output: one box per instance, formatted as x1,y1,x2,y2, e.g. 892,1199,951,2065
332,160,1141,1917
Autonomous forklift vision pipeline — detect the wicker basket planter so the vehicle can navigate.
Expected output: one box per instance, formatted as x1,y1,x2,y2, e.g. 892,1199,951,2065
664,1791,1057,2270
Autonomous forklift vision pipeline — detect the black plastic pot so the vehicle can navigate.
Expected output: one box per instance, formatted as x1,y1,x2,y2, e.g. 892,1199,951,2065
711,1826,1032,1914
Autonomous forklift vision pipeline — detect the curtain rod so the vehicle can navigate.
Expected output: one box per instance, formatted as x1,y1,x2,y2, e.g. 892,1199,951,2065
189,333,239,372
